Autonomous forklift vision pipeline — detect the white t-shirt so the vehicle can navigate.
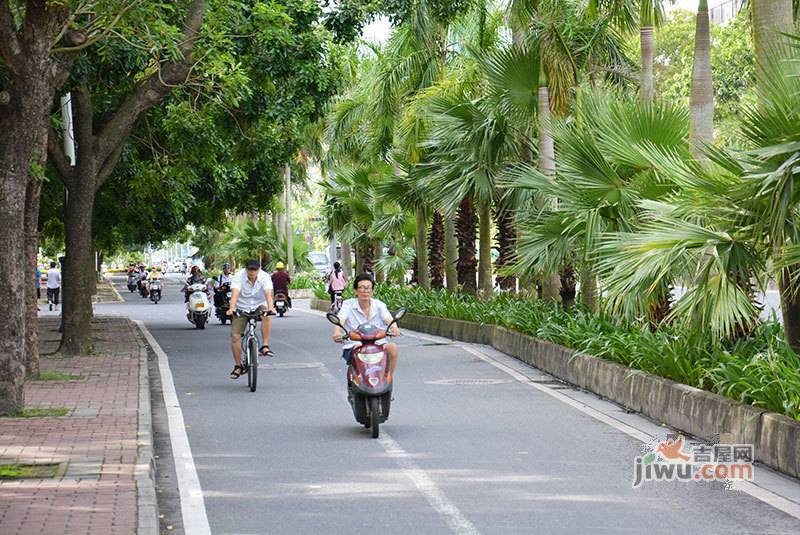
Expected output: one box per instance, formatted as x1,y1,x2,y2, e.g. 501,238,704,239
337,297,392,349
230,268,273,312
46,268,61,289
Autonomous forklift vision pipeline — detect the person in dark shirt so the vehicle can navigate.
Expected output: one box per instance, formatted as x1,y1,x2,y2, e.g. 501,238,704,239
271,262,292,308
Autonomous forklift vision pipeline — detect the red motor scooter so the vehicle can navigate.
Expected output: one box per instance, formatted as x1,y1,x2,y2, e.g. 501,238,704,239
326,308,406,438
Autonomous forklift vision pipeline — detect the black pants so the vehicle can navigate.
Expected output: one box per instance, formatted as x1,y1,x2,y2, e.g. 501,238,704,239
47,288,60,305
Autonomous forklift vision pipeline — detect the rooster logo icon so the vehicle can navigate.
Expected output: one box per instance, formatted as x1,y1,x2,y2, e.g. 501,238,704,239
655,435,691,462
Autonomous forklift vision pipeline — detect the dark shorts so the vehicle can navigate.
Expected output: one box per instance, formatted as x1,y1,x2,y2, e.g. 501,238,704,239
47,288,60,304
342,348,354,365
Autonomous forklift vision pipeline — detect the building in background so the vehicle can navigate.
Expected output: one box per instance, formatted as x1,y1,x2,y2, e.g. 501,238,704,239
709,0,745,25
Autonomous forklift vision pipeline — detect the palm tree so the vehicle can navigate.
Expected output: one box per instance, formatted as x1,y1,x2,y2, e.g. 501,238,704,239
508,91,692,317
690,0,713,158
752,0,794,94
586,0,669,101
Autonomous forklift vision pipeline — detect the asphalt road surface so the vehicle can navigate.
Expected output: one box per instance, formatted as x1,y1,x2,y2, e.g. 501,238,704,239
101,274,800,535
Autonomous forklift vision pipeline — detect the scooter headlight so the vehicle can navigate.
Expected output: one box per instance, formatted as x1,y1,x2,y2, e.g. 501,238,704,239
357,350,384,365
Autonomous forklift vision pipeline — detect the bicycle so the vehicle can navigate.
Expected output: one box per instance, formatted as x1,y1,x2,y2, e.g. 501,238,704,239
235,309,273,392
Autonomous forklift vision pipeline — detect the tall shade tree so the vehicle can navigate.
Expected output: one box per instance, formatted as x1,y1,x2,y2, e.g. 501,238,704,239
48,0,210,354
0,1,139,414
690,0,713,157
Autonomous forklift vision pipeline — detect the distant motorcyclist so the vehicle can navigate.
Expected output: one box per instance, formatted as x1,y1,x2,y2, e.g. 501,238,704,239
183,265,209,302
326,261,346,305
213,263,233,309
271,261,292,308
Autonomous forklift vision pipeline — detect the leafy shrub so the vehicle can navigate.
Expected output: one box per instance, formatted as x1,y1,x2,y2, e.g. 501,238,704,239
373,286,800,421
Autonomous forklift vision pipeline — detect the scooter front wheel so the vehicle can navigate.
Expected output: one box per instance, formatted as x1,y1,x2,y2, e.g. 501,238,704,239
369,397,380,438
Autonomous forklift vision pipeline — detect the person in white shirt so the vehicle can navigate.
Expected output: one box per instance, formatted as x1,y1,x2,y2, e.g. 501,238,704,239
45,261,61,311
226,259,276,379
332,273,400,376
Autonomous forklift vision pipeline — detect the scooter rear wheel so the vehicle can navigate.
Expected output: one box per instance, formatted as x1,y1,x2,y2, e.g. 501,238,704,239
369,397,379,438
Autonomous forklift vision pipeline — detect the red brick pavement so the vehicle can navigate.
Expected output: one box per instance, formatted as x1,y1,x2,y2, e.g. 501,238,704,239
0,317,145,535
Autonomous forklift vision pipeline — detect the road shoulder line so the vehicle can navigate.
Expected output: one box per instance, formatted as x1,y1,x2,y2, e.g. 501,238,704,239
135,320,212,535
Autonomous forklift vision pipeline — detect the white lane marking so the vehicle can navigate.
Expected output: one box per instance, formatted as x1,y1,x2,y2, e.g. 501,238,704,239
313,344,482,535
301,305,800,520
135,320,212,535
457,344,800,521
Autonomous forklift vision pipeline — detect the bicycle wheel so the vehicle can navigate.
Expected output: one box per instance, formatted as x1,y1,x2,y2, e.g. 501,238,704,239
248,336,258,392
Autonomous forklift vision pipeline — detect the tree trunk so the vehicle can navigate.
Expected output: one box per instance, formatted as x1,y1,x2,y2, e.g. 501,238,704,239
560,263,576,309
361,242,375,274
429,211,445,289
538,73,561,303
355,243,364,274
456,198,477,294
752,0,794,94
341,242,353,280
690,0,714,159
580,264,598,313
24,178,43,378
640,26,656,102
779,267,800,353
0,55,61,413
415,205,430,289
445,214,458,292
478,201,493,298
495,207,516,292
61,176,97,355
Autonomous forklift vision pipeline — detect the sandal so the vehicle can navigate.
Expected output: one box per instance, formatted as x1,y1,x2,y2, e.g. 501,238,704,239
230,365,244,379
259,345,274,357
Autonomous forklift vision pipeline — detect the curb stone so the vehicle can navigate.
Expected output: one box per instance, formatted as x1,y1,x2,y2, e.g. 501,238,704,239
132,320,159,535
310,299,800,481
103,274,125,302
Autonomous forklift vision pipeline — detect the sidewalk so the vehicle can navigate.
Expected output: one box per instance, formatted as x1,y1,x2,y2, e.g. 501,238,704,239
0,317,155,535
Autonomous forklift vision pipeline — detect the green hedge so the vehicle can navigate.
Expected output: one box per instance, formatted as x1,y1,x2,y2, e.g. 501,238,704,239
368,286,800,422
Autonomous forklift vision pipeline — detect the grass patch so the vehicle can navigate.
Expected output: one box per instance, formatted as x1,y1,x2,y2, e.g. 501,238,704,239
0,463,60,479
2,407,70,418
28,371,82,381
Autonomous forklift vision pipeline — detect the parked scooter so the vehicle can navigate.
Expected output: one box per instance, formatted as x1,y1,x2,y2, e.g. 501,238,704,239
274,290,289,317
186,283,211,329
149,279,163,304
214,283,231,324
326,307,406,439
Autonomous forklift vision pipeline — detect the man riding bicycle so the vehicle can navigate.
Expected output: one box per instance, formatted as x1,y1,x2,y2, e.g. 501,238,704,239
227,259,276,379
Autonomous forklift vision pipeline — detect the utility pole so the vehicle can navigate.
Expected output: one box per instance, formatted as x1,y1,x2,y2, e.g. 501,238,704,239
59,93,75,333
285,164,294,274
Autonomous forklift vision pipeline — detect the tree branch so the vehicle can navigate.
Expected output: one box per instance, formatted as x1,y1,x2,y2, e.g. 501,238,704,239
95,0,208,164
47,124,75,189
96,141,124,189
0,1,22,69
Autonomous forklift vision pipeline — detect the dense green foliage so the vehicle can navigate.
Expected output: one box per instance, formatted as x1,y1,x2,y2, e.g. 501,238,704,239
367,285,800,421
43,0,344,257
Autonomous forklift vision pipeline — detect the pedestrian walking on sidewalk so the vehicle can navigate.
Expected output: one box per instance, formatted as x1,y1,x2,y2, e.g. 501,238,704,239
36,266,42,310
46,261,61,311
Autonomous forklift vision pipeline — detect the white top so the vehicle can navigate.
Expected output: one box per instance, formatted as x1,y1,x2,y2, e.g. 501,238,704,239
46,268,61,289
337,297,392,349
230,268,273,312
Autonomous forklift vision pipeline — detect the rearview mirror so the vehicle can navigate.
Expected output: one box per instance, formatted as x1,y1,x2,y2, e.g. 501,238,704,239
394,307,406,321
326,312,342,326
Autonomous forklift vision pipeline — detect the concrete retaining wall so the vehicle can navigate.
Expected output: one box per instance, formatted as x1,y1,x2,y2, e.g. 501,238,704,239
311,299,800,480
